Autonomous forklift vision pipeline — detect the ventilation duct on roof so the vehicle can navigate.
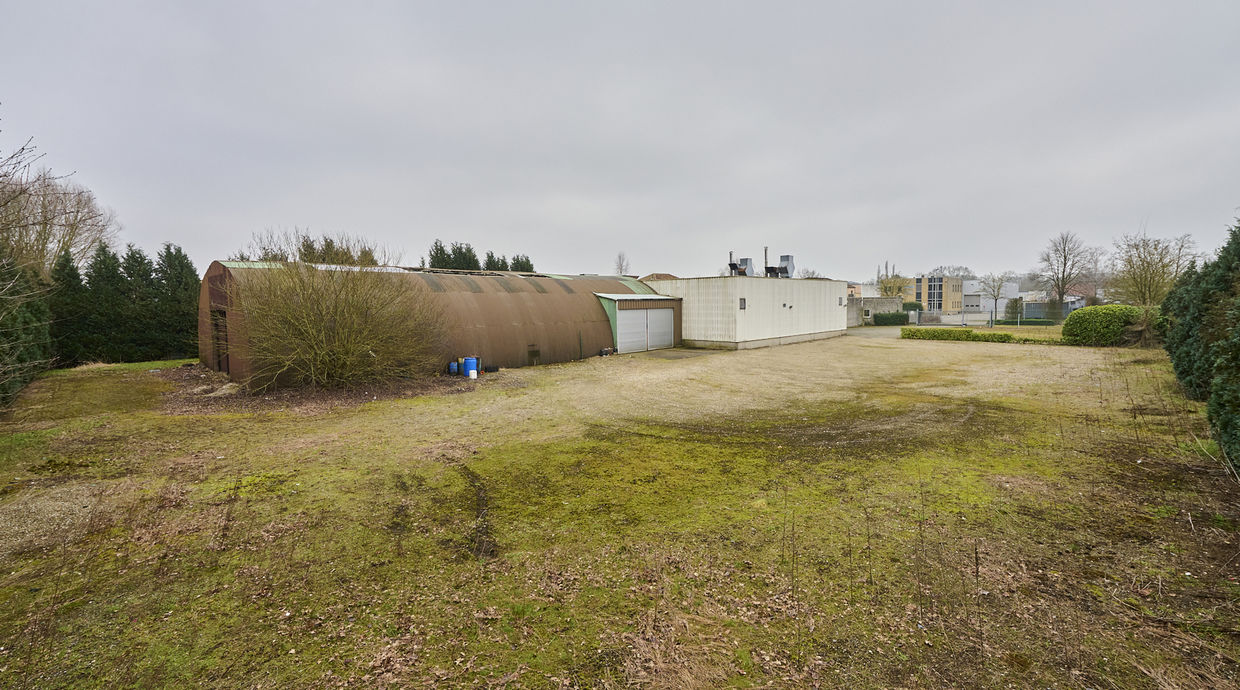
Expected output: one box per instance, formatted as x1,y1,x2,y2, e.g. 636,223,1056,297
737,258,759,277
779,255,795,279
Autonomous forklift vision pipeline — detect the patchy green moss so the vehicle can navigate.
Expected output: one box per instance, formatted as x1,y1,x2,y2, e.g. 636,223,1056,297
1,350,1238,687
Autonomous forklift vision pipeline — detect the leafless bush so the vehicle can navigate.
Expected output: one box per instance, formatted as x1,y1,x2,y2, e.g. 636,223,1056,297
228,261,446,391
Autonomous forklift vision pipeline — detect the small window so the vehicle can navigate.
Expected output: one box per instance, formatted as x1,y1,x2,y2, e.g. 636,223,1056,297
838,296,844,306
864,309,871,318
739,298,746,310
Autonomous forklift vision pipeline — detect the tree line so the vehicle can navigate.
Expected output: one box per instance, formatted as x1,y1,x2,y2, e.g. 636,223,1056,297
425,239,534,272
1,131,199,405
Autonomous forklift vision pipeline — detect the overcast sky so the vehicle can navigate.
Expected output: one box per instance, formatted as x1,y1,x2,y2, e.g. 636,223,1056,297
3,2,1238,280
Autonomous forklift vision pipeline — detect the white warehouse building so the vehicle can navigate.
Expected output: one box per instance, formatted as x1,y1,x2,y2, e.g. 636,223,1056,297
644,276,848,350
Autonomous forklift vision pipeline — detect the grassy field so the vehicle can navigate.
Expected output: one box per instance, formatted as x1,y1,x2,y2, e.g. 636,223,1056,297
2,336,1240,687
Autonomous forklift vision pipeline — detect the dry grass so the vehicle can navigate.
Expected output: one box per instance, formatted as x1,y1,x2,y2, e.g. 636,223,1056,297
1,335,1238,687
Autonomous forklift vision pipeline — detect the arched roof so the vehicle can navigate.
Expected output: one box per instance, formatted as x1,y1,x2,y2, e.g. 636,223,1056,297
199,261,655,378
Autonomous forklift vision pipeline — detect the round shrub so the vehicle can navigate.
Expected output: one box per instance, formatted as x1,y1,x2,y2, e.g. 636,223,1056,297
1061,305,1143,346
902,301,924,312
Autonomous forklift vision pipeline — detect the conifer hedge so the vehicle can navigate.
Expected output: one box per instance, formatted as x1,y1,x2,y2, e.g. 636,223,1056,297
1163,221,1240,465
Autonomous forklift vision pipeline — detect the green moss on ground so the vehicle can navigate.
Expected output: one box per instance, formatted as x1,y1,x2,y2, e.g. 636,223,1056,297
1,350,1237,688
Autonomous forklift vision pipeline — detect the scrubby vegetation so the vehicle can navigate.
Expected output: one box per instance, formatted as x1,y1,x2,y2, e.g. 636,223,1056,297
228,262,446,390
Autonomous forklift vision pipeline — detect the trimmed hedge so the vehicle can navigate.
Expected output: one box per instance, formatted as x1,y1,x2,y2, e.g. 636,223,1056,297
872,311,908,326
902,301,924,311
1061,305,1142,346
993,319,1056,326
901,327,1014,343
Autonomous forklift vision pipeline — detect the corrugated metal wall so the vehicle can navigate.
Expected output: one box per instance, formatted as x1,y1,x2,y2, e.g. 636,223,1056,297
645,277,847,347
198,262,647,381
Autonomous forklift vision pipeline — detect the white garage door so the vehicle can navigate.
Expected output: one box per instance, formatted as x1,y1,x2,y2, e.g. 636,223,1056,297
647,308,674,349
616,308,675,353
616,310,649,353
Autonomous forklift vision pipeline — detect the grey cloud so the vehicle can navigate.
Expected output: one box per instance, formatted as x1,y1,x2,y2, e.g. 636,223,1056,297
3,2,1238,279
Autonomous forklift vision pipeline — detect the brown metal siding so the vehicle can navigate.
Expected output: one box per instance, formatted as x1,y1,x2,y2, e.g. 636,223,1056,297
198,262,645,381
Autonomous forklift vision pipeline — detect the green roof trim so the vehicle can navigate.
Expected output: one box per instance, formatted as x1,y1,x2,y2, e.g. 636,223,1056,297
596,296,619,350
620,277,655,294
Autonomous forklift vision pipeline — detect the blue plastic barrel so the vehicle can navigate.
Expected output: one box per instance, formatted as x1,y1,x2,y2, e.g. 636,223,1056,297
448,361,458,375
463,357,479,379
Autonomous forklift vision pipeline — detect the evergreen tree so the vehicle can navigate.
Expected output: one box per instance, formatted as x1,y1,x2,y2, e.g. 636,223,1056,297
48,249,89,365
121,244,160,360
483,251,510,271
1164,223,1240,399
0,251,51,405
83,244,126,362
1163,261,1202,393
154,244,199,358
510,254,535,272
1208,296,1240,466
427,239,451,269
449,242,481,270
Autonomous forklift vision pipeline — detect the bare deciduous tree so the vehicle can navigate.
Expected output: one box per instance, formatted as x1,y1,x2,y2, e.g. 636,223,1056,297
796,267,824,279
0,136,53,401
1109,232,1198,306
1039,232,1094,304
0,151,117,277
614,252,630,275
928,265,977,279
978,272,1016,319
878,274,911,297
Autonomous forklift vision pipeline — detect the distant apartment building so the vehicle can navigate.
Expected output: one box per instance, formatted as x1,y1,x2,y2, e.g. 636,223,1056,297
903,276,963,313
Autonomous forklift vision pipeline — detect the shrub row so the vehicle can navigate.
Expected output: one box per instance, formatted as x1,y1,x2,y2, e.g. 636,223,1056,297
872,311,908,326
993,318,1056,326
900,327,1014,343
1163,221,1240,466
1061,305,1144,346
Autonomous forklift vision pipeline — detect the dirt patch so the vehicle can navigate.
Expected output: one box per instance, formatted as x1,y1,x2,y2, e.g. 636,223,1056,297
458,466,499,560
157,364,477,415
0,481,113,557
